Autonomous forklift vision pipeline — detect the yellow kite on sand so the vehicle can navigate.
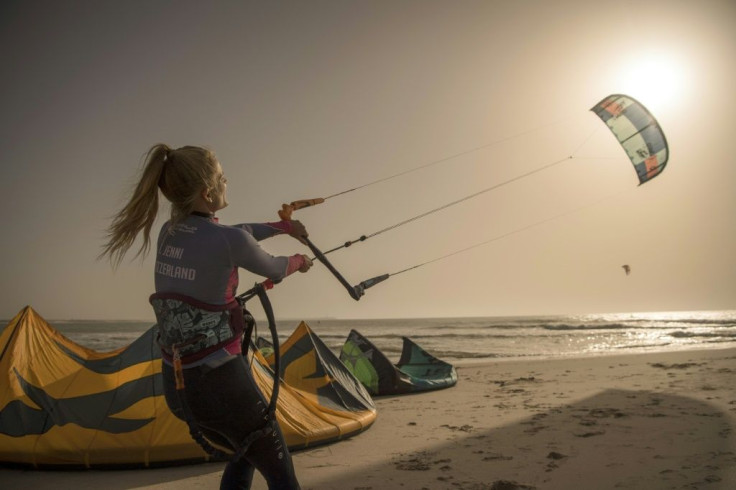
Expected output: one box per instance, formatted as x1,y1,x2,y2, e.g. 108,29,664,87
0,307,375,468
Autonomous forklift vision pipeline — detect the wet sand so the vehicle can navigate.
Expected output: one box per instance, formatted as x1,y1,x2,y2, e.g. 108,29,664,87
2,347,735,489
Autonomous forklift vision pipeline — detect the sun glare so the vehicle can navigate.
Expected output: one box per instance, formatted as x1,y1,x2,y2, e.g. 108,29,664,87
614,52,689,114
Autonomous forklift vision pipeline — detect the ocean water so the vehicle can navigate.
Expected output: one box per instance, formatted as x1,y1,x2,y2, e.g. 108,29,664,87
10,310,735,365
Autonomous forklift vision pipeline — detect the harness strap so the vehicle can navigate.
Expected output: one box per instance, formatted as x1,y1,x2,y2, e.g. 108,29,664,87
171,335,206,390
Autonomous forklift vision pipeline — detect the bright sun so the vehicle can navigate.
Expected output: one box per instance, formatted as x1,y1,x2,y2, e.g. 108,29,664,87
614,51,689,113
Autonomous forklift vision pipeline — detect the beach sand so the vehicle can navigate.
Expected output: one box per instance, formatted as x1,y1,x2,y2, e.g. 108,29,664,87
2,347,734,489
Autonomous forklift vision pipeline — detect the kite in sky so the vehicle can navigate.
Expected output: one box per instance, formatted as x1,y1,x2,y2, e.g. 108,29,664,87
591,94,669,185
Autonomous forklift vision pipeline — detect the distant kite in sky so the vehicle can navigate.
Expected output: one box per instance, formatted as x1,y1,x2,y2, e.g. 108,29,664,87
622,264,631,275
591,94,669,185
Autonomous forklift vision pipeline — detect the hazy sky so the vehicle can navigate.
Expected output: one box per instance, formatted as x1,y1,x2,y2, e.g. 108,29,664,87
1,0,734,321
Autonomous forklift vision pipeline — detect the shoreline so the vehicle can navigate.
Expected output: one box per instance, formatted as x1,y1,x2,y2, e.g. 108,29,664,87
451,341,736,366
2,346,735,489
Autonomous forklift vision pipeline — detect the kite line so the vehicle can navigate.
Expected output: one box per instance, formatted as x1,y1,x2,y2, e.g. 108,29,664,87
269,94,668,300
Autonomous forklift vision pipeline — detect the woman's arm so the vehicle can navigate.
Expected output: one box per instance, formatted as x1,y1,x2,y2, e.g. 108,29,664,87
225,225,310,281
234,220,308,243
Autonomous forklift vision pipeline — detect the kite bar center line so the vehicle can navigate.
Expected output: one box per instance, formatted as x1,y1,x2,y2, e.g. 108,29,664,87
366,155,573,239
323,153,579,256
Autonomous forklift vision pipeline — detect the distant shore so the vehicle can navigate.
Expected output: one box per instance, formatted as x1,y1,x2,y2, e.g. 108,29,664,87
2,347,735,489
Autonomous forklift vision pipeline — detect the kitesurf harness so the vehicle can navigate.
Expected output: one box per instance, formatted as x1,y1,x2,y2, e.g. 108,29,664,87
151,282,281,462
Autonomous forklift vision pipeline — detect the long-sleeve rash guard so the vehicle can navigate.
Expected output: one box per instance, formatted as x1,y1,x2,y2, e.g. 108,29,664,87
154,214,303,305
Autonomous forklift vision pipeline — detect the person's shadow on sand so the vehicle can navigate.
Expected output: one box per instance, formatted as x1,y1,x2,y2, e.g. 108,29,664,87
2,388,734,490
307,388,735,490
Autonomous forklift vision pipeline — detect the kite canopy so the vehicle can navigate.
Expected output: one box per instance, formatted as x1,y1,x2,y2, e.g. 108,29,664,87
339,330,457,396
591,94,668,185
0,307,375,468
259,321,376,448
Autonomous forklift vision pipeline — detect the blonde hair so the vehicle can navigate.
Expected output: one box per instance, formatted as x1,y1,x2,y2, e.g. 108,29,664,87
100,143,219,267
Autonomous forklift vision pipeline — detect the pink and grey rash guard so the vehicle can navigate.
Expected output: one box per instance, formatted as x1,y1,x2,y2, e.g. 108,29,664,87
155,213,304,304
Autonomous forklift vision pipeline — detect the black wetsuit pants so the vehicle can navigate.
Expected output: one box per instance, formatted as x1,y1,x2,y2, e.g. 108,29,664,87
162,355,300,490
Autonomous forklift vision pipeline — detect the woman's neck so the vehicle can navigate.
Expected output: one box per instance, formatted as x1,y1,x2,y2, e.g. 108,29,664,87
191,196,215,216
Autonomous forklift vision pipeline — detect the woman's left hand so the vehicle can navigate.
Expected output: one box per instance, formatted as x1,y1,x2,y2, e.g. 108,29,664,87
288,220,308,245
298,255,313,273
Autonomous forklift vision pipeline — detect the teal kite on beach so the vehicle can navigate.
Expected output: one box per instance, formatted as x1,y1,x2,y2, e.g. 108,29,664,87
339,329,457,396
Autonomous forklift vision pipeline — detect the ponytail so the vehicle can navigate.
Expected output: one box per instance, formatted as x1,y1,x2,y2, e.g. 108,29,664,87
100,143,218,267
100,144,169,267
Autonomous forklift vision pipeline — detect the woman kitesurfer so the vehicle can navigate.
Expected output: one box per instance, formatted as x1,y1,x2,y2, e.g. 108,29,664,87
101,144,310,489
